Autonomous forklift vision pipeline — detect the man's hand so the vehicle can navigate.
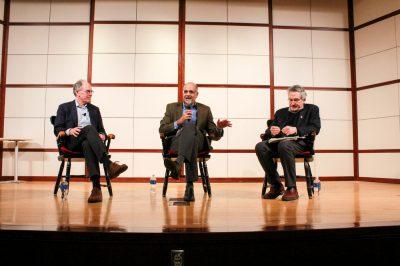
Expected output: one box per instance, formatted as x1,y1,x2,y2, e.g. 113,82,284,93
69,127,82,137
217,119,232,129
270,126,281,136
176,110,192,125
99,134,106,141
282,126,297,136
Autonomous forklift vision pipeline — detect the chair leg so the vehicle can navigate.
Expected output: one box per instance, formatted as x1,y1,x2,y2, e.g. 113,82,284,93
313,155,321,192
103,164,113,197
162,169,169,197
66,158,72,184
261,176,268,196
198,160,208,194
304,158,314,199
54,159,65,195
203,159,212,197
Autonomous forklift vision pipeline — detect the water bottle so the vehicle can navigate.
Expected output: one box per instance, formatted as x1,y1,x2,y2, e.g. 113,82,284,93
150,174,156,193
59,177,69,199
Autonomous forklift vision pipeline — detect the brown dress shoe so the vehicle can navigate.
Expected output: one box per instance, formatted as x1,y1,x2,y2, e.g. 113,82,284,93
262,184,284,199
282,187,299,201
88,187,102,203
108,161,128,179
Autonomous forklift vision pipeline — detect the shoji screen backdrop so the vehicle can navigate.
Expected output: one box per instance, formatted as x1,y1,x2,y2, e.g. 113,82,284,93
1,0,353,181
355,0,400,181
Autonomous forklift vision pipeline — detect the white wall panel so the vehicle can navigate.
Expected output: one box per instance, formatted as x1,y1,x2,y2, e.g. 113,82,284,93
94,0,136,21
10,0,50,22
357,85,400,120
45,87,74,117
273,29,312,58
186,25,227,54
185,54,227,84
273,0,311,26
50,0,90,22
228,26,268,55
2,152,44,176
314,90,351,120
49,26,89,54
93,24,135,53
359,153,400,178
0,0,4,21
315,153,353,176
133,153,166,178
7,55,48,84
133,118,162,149
196,87,228,119
311,0,348,27
228,55,269,85
4,118,45,148
227,88,269,118
8,26,49,54
204,153,227,177
228,153,263,177
228,0,268,23
43,152,85,176
102,118,134,149
274,57,313,86
135,54,178,83
315,120,353,150
354,0,400,26
47,55,88,84
134,87,177,118
355,18,396,58
44,119,57,148
137,0,178,21
92,54,135,83
136,25,178,54
92,87,134,118
186,0,227,22
356,48,397,87
358,117,400,149
5,87,46,118
227,119,266,149
312,31,349,59
313,59,350,88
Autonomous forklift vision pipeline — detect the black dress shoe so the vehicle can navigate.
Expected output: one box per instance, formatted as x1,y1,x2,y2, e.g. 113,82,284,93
184,183,195,202
164,159,179,180
282,187,299,201
262,183,284,199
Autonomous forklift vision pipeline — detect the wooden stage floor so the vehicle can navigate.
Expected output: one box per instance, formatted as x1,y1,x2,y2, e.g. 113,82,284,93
1,181,399,233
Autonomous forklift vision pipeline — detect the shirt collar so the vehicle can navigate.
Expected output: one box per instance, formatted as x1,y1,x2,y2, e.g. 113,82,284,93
75,99,87,108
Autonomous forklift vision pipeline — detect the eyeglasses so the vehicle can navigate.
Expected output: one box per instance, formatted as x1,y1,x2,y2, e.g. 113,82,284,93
288,98,302,103
183,90,196,94
80,89,94,94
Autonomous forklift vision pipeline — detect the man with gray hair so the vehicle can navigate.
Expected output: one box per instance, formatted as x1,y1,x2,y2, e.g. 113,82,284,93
255,85,320,201
54,79,128,203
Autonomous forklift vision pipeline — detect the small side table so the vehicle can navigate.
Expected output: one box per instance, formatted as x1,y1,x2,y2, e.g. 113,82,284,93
0,138,31,183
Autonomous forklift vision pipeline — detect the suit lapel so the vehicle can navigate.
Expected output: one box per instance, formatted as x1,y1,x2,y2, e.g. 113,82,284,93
175,102,182,120
70,100,78,127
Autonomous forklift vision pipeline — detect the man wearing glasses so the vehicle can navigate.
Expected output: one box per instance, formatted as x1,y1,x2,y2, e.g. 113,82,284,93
160,82,232,202
54,79,128,203
255,85,321,201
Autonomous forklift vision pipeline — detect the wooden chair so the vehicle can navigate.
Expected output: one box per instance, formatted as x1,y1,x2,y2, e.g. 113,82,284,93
50,116,115,198
160,132,212,198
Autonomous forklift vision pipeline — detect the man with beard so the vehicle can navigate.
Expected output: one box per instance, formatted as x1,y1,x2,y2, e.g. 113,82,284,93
54,79,128,203
160,82,232,202
255,85,320,201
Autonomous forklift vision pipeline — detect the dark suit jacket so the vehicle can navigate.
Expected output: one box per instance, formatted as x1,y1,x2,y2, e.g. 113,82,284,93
159,102,223,145
54,100,106,139
264,104,321,147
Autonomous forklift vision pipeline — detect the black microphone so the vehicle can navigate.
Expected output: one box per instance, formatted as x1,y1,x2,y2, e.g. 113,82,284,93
83,113,87,116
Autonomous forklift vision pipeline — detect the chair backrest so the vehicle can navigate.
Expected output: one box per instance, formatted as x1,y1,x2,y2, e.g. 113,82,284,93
50,115,56,125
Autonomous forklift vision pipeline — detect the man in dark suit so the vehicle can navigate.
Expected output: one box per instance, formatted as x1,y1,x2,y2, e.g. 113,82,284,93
54,80,128,203
255,85,321,201
160,82,232,202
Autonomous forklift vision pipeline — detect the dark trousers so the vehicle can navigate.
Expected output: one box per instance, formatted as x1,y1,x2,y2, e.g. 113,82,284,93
170,123,204,182
255,140,306,187
67,125,108,179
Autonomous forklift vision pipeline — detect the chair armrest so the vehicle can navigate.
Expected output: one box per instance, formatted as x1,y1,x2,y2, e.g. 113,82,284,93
57,131,66,140
107,134,115,140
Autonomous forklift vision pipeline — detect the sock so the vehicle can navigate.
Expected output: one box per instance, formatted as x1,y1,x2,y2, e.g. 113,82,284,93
91,175,101,189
